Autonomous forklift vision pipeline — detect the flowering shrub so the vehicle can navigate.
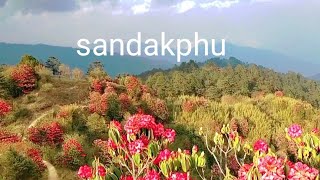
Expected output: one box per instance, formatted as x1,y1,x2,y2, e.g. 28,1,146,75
28,122,64,146
124,76,142,98
182,97,208,113
61,138,86,170
199,124,320,179
0,99,12,117
0,130,21,143
26,148,46,171
11,65,37,94
78,113,206,179
286,124,320,167
89,92,108,116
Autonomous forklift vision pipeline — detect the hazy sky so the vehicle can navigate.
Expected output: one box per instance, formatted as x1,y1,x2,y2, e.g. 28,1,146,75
0,0,319,63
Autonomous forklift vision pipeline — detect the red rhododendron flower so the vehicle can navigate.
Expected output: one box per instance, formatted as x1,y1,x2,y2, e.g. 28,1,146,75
168,172,190,180
143,169,160,180
288,124,302,138
120,175,134,180
124,114,157,135
253,139,268,153
107,139,117,150
98,166,106,177
78,165,93,179
288,162,319,180
110,120,122,133
238,163,253,180
154,149,171,165
0,99,12,117
153,123,164,138
258,156,285,180
162,129,176,143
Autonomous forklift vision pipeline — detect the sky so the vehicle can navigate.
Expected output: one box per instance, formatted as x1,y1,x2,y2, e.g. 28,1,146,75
0,0,319,63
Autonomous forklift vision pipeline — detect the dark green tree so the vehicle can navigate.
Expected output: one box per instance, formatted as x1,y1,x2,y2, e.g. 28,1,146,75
45,57,61,75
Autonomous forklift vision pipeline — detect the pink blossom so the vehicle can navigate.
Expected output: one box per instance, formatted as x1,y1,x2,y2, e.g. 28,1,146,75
288,124,303,138
78,165,93,179
154,149,171,165
168,172,190,180
144,169,160,180
128,139,145,155
98,166,106,177
288,162,319,180
238,163,253,180
253,139,268,153
258,156,285,180
162,129,176,143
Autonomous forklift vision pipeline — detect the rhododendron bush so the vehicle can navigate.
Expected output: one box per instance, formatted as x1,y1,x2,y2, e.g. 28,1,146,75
0,99,12,117
11,64,37,94
197,124,320,180
28,122,64,146
78,113,206,179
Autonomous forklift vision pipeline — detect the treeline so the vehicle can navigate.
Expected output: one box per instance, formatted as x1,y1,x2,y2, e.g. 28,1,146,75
142,58,320,107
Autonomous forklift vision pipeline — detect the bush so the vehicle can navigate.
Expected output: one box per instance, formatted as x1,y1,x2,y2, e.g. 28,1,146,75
0,149,42,180
0,99,12,117
28,122,64,146
60,138,86,170
11,65,37,94
13,107,32,120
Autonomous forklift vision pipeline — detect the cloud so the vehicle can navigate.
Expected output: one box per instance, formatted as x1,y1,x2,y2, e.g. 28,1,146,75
199,0,240,9
173,0,196,13
131,0,152,14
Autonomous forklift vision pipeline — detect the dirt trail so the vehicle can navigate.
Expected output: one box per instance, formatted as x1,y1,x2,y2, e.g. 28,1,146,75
43,160,59,180
27,109,59,180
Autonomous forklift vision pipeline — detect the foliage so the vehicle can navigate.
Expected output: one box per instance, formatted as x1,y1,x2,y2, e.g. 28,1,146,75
61,138,86,170
11,64,37,94
28,122,64,146
0,99,12,117
19,55,41,68
45,57,61,75
142,59,320,107
0,149,42,180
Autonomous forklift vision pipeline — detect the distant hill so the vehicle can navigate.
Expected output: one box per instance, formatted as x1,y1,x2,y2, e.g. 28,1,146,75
310,73,320,81
0,43,173,77
137,43,319,76
0,42,318,76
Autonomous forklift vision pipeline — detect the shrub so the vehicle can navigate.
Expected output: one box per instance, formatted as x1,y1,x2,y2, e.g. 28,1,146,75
0,99,12,117
26,148,46,171
61,138,86,170
13,107,32,120
28,122,64,146
0,149,42,180
0,130,21,144
11,65,37,94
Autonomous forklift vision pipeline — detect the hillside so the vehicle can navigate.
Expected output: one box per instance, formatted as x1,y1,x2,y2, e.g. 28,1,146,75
0,57,320,180
142,59,320,108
